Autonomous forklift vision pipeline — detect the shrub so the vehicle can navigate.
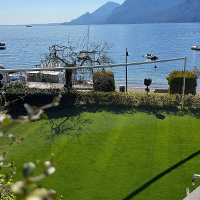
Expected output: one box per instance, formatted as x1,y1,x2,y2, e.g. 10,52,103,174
167,70,197,95
2,81,28,90
0,174,15,200
93,69,115,92
78,91,200,109
1,87,78,113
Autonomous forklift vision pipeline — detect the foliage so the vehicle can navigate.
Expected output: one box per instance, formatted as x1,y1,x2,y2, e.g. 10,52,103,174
2,81,28,90
78,91,200,109
1,87,78,113
2,87,200,113
93,69,115,92
11,155,60,200
0,174,15,199
0,95,62,199
167,70,197,95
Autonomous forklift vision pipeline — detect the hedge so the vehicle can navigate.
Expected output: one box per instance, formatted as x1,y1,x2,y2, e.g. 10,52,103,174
78,92,200,108
167,70,197,95
1,87,78,113
1,87,200,113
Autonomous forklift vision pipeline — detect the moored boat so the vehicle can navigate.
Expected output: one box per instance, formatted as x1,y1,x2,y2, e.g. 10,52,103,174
191,46,200,50
0,46,6,50
145,54,158,60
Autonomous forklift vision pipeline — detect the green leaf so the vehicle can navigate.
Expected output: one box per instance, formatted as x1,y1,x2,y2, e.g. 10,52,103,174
2,118,10,127
42,113,48,120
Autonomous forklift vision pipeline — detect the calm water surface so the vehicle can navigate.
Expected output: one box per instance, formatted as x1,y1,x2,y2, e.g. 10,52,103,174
1,23,200,88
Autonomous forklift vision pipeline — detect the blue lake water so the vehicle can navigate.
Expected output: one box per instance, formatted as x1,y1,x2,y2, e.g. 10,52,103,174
0,23,200,88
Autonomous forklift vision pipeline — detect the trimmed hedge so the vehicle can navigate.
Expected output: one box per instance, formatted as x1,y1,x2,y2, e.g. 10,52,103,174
1,87,78,113
78,92,200,108
1,87,200,113
167,70,197,95
93,69,115,92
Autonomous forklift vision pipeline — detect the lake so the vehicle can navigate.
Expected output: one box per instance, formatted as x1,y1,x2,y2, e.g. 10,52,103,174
0,23,200,88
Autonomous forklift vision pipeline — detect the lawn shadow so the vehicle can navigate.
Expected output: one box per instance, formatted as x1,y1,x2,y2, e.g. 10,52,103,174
123,150,200,200
44,105,200,141
45,108,95,141
45,104,200,120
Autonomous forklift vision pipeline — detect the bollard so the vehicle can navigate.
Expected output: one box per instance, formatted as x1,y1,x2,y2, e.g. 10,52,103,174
119,85,125,92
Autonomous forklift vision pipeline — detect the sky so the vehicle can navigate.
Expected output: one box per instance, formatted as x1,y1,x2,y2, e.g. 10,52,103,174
0,0,125,25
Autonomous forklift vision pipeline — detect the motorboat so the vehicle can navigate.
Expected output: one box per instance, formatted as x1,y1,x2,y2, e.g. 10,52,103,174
191,46,200,50
0,42,6,50
145,54,158,60
0,46,6,50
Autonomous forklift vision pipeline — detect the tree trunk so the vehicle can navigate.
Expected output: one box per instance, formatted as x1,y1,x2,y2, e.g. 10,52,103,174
64,69,72,90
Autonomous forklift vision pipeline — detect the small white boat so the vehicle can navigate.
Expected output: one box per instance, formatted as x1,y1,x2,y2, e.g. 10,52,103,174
191,46,200,50
0,42,5,46
145,54,158,60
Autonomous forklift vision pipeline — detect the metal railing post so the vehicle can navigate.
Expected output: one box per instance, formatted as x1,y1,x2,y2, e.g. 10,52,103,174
182,57,187,95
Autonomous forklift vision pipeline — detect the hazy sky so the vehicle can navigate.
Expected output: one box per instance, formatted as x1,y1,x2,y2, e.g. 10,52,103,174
0,0,125,25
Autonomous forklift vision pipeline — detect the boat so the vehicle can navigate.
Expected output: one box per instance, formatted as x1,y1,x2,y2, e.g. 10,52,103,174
0,46,6,50
145,54,158,60
191,46,200,50
26,25,32,27
0,42,5,46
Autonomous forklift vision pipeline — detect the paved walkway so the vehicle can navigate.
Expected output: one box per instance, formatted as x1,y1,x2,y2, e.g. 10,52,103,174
27,82,200,94
183,186,200,200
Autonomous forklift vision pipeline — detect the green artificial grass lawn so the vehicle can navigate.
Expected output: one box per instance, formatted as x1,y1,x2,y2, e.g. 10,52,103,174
1,106,200,200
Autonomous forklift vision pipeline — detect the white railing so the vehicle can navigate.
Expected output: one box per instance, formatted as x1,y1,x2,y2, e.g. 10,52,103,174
0,57,187,94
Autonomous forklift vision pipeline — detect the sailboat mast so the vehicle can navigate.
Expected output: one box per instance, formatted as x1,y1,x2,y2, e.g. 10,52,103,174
87,25,90,51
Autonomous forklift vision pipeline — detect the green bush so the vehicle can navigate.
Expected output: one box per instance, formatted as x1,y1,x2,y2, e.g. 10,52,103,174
78,91,200,108
0,174,15,200
2,86,200,113
2,81,28,90
167,70,197,95
93,69,115,92
1,87,78,113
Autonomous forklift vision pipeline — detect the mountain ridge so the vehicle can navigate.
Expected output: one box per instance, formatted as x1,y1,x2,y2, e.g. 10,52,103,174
63,0,200,25
105,0,184,24
63,2,120,25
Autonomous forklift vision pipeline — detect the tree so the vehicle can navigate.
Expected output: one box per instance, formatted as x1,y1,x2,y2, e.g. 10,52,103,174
43,42,113,90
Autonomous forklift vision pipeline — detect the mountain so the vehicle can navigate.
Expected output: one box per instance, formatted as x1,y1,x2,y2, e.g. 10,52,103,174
155,0,200,23
63,2,120,25
105,0,184,24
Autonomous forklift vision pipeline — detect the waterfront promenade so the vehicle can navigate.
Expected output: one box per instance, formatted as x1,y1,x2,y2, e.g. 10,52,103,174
28,82,200,94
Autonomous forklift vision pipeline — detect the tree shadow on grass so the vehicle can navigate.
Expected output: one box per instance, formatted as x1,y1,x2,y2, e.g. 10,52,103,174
43,105,200,141
45,105,176,120
123,150,200,200
45,108,95,142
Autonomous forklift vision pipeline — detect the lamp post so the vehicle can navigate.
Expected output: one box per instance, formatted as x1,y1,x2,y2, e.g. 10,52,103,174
126,48,129,93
